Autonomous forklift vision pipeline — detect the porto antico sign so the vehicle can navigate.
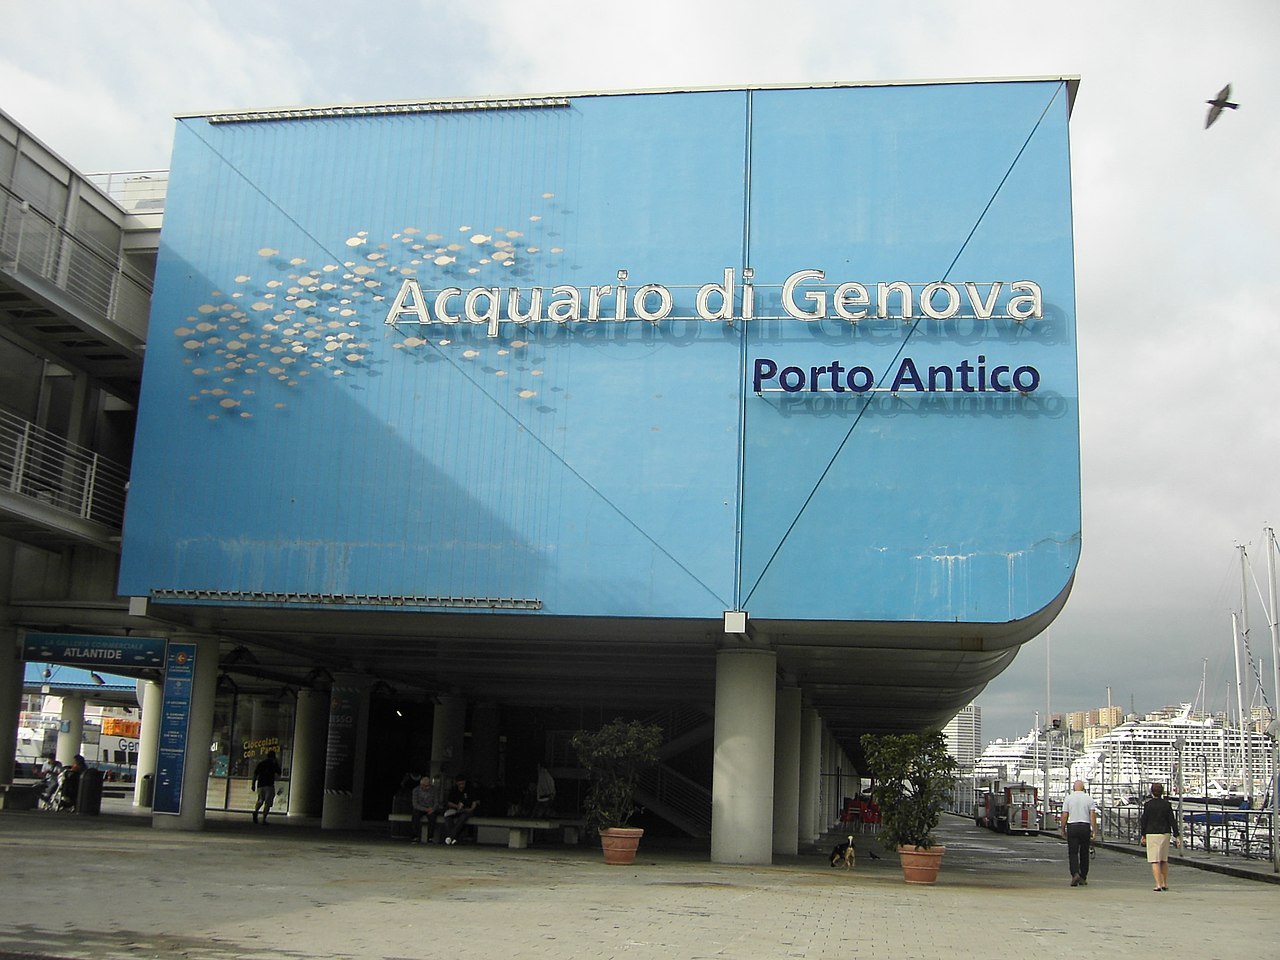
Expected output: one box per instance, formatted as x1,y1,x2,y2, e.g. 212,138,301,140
384,268,1046,395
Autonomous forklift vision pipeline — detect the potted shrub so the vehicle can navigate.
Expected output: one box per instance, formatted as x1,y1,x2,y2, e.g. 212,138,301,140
571,718,663,865
860,731,958,884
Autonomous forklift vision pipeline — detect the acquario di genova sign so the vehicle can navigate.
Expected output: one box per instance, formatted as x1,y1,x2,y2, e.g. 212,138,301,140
384,268,1046,394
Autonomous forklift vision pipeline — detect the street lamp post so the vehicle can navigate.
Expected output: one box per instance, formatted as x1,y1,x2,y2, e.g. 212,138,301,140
1201,755,1210,853
1174,735,1185,849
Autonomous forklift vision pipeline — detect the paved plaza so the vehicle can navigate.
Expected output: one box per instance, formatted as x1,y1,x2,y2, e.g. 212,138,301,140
0,804,1274,960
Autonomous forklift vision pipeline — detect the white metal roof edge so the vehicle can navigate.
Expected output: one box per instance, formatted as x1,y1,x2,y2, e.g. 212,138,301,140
180,75,1081,124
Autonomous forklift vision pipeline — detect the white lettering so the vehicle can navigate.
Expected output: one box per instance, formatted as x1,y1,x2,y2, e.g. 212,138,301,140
920,282,960,320
782,269,825,320
383,278,431,325
464,287,501,337
548,285,580,323
633,284,673,322
380,272,1047,332
696,268,736,321
833,282,870,321
1007,280,1043,320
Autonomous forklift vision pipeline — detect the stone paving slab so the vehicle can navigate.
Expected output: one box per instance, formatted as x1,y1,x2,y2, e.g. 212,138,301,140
0,809,1274,960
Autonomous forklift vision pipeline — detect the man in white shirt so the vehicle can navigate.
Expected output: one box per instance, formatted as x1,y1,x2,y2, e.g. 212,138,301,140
1060,780,1099,886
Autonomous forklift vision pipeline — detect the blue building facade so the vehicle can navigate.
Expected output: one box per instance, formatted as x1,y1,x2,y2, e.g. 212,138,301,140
121,80,1079,630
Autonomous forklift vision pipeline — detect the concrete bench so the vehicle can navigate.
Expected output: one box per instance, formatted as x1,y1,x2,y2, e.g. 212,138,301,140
0,783,40,810
388,811,414,839
461,816,584,849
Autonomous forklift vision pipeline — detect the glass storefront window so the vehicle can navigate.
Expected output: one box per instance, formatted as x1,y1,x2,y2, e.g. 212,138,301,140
207,688,295,812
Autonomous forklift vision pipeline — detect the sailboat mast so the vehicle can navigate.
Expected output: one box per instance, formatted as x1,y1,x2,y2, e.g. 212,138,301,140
1265,526,1279,874
1232,611,1248,799
1238,545,1255,802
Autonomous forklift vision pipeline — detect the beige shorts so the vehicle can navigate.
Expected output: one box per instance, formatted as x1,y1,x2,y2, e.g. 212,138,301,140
1145,833,1171,862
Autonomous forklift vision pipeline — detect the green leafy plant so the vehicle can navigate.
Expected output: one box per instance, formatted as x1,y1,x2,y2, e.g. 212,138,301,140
571,718,663,835
860,731,958,850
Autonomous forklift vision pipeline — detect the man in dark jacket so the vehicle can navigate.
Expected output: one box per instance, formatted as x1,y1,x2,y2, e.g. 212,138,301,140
1139,782,1180,891
442,773,480,845
252,750,281,824
59,755,87,811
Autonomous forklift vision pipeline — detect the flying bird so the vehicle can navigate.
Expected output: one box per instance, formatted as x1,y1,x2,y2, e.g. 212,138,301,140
1205,83,1238,129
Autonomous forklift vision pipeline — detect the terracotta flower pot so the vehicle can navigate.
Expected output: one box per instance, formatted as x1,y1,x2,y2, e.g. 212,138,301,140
897,844,945,884
599,827,644,865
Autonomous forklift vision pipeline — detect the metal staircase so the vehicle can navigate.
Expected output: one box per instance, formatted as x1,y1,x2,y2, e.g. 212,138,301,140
634,704,714,838
552,703,716,838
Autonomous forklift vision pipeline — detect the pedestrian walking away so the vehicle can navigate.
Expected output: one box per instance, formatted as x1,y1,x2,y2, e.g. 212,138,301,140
252,750,281,824
1139,782,1180,891
1060,779,1099,886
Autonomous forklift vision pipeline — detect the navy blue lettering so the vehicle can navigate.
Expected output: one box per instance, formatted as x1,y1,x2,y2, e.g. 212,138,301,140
846,366,874,392
891,358,924,392
1013,366,1040,392
753,358,777,392
780,366,806,392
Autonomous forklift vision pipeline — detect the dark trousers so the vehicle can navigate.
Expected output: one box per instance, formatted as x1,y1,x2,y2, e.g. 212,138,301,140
1066,822,1092,879
411,809,438,841
444,810,472,840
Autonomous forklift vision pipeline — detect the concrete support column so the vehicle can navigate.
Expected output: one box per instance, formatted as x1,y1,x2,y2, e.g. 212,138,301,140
133,679,162,807
772,685,802,856
470,702,501,787
288,686,328,818
0,632,21,785
798,707,821,844
821,726,835,830
56,696,85,765
711,647,776,865
321,673,372,830
153,633,220,832
430,694,467,778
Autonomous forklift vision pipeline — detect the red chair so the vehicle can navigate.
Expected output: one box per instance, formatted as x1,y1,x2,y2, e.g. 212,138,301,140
859,800,881,832
839,797,857,823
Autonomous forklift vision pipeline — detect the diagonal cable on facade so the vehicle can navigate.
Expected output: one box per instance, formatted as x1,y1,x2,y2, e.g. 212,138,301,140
742,81,1069,606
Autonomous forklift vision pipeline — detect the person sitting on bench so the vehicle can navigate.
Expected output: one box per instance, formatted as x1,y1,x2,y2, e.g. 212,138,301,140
442,773,479,845
410,775,441,844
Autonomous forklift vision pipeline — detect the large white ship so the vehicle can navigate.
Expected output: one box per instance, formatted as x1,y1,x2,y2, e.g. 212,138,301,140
973,728,1079,798
1070,705,1275,804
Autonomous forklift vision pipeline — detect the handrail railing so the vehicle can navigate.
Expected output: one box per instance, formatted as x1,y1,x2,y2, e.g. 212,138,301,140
637,763,712,836
0,408,128,529
0,184,153,338
85,170,168,215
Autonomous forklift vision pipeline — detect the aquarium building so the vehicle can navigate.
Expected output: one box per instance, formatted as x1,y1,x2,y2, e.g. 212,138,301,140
0,77,1080,863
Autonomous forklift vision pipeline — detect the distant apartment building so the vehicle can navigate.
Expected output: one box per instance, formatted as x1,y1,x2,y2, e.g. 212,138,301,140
943,703,982,773
1096,705,1123,728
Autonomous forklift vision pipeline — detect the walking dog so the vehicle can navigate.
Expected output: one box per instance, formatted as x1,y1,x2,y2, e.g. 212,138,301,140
829,834,856,870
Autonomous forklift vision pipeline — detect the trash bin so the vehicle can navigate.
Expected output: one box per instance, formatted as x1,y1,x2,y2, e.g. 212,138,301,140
139,773,154,808
77,768,105,816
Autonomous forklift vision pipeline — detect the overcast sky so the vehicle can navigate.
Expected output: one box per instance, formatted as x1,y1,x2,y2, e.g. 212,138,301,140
3,1,1277,743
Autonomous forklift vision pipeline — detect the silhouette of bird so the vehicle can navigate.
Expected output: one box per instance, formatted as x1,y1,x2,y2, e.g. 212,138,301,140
1205,83,1238,129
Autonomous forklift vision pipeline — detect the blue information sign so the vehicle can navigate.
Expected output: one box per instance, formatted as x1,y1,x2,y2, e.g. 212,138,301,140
22,632,167,669
153,641,195,816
